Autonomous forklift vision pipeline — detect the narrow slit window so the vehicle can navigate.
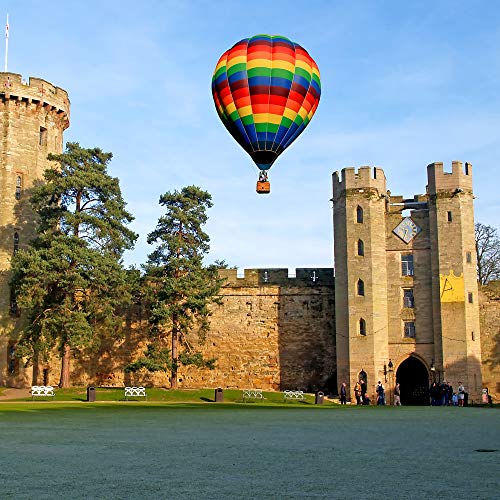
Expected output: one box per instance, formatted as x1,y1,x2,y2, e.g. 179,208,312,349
15,175,22,200
359,318,366,336
356,205,364,223
357,239,364,256
447,211,452,222
13,232,19,253
357,279,365,296
466,251,472,264
39,126,47,146
468,292,473,304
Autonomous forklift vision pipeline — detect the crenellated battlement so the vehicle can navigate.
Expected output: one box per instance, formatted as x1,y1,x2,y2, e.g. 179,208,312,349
0,72,70,127
427,161,473,194
332,166,387,199
219,268,334,287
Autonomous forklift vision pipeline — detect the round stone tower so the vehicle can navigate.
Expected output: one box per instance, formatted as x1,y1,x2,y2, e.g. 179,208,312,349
0,72,70,386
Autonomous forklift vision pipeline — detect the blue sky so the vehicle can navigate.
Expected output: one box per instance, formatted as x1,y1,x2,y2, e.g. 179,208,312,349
3,1,500,271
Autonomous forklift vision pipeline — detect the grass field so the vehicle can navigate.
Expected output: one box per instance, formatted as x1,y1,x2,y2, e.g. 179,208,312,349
0,403,498,499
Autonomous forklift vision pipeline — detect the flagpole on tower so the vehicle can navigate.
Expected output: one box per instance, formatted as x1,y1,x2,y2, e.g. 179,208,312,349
4,14,9,72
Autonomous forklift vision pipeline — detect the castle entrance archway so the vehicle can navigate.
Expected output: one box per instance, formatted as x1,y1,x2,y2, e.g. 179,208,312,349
396,356,429,405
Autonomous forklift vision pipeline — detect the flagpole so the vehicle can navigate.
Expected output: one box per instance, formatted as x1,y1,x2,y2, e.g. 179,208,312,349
5,14,9,72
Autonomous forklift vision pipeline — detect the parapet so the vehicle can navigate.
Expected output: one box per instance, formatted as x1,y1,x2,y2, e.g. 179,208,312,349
219,268,334,287
427,161,473,194
0,72,70,127
332,166,387,199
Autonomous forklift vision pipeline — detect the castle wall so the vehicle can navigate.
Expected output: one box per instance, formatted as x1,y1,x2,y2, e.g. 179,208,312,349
53,269,336,391
479,281,500,401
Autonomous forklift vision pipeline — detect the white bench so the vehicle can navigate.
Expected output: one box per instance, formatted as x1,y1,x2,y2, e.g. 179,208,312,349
243,389,265,402
31,386,55,399
124,386,147,400
284,390,306,402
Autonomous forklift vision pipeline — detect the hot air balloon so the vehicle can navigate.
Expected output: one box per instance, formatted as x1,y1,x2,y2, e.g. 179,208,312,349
212,34,321,194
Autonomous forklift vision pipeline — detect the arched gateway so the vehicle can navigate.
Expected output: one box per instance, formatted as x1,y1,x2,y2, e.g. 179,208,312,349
396,356,429,405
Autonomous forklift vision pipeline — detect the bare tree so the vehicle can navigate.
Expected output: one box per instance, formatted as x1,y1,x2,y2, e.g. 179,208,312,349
475,223,500,284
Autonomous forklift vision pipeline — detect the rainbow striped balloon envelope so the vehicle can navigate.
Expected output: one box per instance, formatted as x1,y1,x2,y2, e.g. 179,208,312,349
212,34,321,172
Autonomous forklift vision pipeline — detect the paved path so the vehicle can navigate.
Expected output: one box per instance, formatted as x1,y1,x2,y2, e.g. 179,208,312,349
0,388,30,400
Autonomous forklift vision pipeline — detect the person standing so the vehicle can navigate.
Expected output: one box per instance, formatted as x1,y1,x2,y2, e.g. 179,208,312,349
360,379,368,405
354,381,362,405
394,383,401,406
457,382,465,407
340,382,347,404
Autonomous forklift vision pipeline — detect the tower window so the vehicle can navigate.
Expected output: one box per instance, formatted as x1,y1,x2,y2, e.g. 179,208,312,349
39,126,47,146
404,321,416,338
472,331,475,341
447,211,452,222
401,254,414,276
15,175,22,200
13,232,19,253
466,251,472,263
403,289,415,308
359,318,366,336
357,279,365,296
357,239,364,256
356,205,364,223
468,292,473,304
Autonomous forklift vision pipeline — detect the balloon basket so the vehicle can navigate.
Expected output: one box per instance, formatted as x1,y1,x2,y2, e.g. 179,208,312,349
256,181,270,194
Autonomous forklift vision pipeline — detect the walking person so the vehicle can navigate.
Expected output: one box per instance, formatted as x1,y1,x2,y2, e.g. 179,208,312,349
457,382,465,407
394,383,401,406
376,381,385,405
340,382,347,404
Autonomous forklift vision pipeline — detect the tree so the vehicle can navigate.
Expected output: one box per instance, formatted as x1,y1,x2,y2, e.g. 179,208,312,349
125,186,224,388
475,223,500,285
10,143,137,387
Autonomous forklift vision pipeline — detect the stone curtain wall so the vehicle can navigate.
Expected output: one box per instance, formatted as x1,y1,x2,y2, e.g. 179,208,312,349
479,281,500,401
68,269,336,391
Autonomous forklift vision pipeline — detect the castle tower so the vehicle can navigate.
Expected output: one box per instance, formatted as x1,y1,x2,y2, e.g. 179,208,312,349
0,72,70,386
427,161,482,397
332,167,389,399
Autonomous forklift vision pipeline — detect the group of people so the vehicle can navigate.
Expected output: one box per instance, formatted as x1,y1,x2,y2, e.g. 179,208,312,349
339,380,401,406
430,381,466,406
339,379,466,406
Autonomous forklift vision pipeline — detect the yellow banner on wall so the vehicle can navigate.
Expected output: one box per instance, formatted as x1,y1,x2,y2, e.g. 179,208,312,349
440,271,464,302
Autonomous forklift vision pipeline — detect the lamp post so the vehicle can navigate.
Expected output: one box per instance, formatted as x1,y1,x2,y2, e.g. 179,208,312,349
388,359,394,405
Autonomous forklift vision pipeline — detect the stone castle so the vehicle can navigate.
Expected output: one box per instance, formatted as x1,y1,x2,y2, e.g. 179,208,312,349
0,73,498,403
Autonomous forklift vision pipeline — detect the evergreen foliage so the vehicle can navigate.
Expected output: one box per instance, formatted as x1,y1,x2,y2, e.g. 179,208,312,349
125,186,223,388
10,143,137,387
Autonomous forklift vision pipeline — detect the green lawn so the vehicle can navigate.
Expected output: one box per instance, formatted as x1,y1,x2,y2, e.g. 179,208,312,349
0,386,334,405
0,405,497,499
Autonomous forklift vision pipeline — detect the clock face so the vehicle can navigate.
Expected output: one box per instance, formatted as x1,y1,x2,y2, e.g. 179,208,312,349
393,217,421,244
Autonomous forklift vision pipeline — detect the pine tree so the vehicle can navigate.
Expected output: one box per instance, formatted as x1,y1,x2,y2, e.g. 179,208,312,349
10,143,137,387
126,186,224,388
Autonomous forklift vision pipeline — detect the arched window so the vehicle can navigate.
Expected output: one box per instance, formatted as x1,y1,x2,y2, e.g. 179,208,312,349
356,205,364,223
357,239,364,256
357,279,365,296
359,318,366,336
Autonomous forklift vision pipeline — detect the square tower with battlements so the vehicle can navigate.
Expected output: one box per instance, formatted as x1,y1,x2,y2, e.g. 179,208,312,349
332,162,482,404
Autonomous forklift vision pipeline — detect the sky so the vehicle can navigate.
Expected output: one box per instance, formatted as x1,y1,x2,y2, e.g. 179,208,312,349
3,0,500,272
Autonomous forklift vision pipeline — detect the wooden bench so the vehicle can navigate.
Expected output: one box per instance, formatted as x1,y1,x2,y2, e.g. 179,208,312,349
124,386,147,400
242,389,265,402
31,386,55,400
283,390,306,402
